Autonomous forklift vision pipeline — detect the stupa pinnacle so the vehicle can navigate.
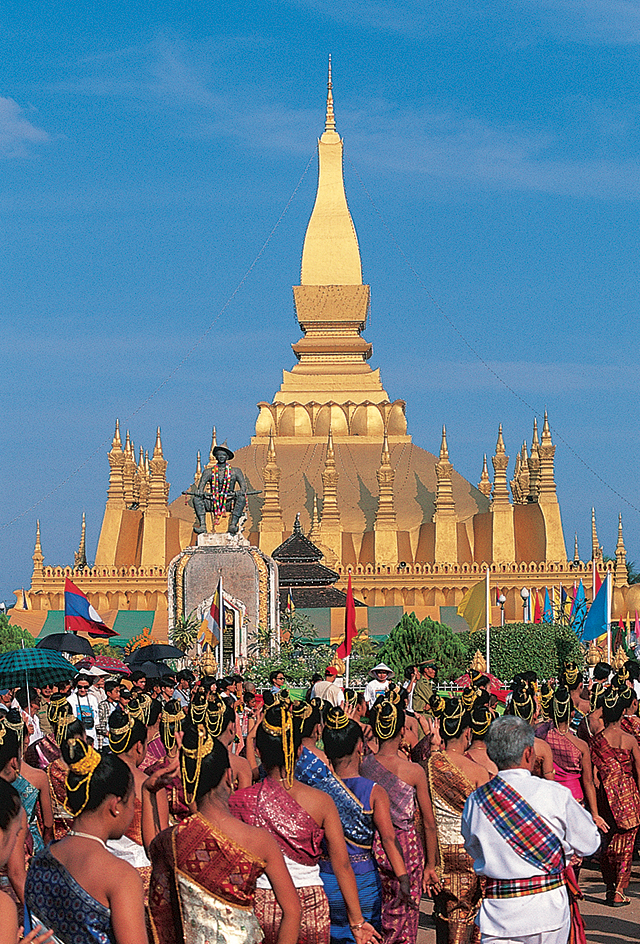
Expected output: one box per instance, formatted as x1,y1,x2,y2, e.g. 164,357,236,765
254,59,410,444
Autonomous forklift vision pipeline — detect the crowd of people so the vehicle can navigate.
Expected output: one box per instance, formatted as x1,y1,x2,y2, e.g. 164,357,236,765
0,653,638,944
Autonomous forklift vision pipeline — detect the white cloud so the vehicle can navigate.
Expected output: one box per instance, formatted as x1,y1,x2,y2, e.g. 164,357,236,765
0,98,49,158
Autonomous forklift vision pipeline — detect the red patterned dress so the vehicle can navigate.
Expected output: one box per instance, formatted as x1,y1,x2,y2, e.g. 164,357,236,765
591,730,640,897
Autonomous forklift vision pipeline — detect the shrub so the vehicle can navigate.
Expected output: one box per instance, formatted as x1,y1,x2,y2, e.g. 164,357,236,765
460,622,584,681
378,613,467,681
0,615,35,653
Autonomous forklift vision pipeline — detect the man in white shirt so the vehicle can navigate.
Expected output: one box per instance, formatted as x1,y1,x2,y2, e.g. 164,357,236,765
311,666,344,707
67,675,100,744
461,715,600,944
364,663,393,708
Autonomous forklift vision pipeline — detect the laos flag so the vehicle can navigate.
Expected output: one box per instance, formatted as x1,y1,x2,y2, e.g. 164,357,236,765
64,578,117,637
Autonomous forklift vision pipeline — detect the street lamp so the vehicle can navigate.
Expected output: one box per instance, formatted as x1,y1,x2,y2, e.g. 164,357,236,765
520,587,530,623
498,593,506,626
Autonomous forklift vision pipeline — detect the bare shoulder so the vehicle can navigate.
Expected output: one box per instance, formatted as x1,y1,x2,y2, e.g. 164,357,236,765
535,737,553,756
396,754,424,785
0,889,18,937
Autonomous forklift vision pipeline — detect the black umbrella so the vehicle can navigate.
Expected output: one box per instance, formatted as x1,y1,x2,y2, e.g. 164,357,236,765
36,633,94,657
125,644,184,665
132,661,167,679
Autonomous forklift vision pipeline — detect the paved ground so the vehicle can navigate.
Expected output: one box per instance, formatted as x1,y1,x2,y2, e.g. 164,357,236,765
417,860,640,943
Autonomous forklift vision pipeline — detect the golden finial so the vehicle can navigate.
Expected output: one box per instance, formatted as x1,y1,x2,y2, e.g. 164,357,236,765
124,430,132,457
153,427,163,458
478,454,491,497
327,426,335,459
195,451,201,477
440,425,449,460
531,418,539,449
144,450,150,475
208,427,217,465
325,54,336,133
573,532,580,563
35,519,42,552
495,424,505,455
309,494,320,541
542,409,552,442
74,512,87,569
381,429,391,465
111,419,122,451
267,427,277,462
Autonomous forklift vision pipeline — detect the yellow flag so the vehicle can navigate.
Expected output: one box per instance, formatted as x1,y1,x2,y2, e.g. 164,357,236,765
458,579,487,633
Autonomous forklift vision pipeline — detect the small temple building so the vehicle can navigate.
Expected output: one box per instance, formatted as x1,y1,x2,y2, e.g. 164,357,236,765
13,66,634,646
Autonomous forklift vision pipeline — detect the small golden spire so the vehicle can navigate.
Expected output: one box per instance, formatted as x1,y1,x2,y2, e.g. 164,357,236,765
327,426,335,460
124,430,132,458
496,424,506,455
325,55,336,133
478,454,491,497
615,513,628,588
439,425,449,460
144,450,150,475
32,520,44,578
111,419,123,451
309,493,320,542
195,451,202,477
74,512,87,569
531,418,540,448
381,428,391,466
542,409,551,441
591,508,603,562
153,426,163,459
573,532,580,564
267,427,277,462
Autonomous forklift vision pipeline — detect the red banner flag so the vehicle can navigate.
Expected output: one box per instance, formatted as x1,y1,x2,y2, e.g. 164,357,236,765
337,572,357,659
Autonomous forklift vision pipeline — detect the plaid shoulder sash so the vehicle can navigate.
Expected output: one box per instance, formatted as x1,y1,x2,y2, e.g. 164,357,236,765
473,776,564,874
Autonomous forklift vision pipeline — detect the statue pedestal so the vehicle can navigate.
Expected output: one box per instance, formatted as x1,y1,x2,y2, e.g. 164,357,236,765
168,539,279,671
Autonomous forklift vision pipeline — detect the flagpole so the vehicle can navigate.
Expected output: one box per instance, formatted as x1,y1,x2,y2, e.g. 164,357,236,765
485,567,491,675
345,655,350,689
606,571,612,664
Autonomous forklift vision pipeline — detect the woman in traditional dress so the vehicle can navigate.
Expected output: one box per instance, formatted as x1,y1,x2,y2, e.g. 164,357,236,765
507,685,554,779
46,708,86,840
464,700,497,779
541,688,605,830
231,704,380,944
619,686,640,746
322,707,411,943
0,780,53,944
24,737,148,943
293,699,329,767
149,726,302,944
106,708,172,896
0,722,29,906
427,699,488,944
4,710,54,858
361,698,440,944
590,687,640,906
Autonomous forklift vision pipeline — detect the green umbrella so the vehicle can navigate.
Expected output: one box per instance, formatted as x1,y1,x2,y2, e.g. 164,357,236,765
0,648,79,690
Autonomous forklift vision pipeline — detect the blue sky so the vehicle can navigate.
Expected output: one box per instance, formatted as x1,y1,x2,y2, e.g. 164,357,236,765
3,1,640,604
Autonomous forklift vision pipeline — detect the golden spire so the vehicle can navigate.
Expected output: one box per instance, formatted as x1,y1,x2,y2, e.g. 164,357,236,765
478,454,491,498
375,432,398,529
308,493,321,543
320,428,341,530
153,426,164,459
491,425,510,506
615,513,628,588
32,520,44,577
434,425,456,562
206,427,217,470
591,507,603,562
527,419,540,502
194,450,202,486
74,512,87,569
260,430,284,544
325,55,335,133
573,532,580,564
300,63,362,285
106,419,125,507
538,409,557,501
122,431,137,505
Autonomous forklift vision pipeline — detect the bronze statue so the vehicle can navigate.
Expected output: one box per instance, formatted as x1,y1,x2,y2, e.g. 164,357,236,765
191,444,247,535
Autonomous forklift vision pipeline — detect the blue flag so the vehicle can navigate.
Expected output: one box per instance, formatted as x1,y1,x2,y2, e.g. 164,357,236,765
582,577,608,642
543,588,553,623
571,580,588,636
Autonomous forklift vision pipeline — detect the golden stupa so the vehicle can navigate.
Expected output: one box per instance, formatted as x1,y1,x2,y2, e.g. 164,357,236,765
16,66,632,645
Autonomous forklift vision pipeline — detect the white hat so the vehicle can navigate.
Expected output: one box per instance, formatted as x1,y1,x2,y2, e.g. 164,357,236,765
370,663,394,677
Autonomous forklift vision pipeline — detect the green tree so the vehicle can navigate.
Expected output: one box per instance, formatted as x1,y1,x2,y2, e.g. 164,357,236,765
459,622,583,681
378,613,467,681
0,614,36,653
170,609,202,654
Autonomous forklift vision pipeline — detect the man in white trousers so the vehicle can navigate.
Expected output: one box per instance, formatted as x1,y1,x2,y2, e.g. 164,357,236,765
461,715,600,944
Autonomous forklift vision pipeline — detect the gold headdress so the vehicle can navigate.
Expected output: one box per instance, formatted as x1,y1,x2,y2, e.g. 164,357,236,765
562,662,579,688
429,694,446,718
262,704,296,787
374,700,399,741
470,703,492,738
64,740,102,815
325,706,350,731
160,700,185,756
128,694,152,725
590,682,605,712
510,688,536,723
188,689,207,726
343,689,357,712
205,695,227,739
551,687,572,727
180,726,214,805
441,698,469,739
108,714,135,754
461,687,477,710
604,686,621,710
539,683,554,720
